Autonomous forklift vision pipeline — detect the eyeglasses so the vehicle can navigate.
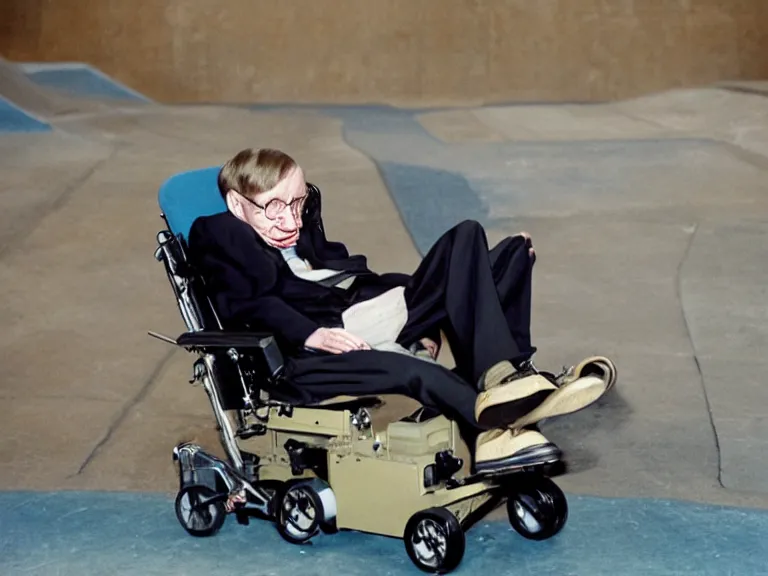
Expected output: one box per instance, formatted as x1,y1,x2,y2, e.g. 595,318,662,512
234,189,307,221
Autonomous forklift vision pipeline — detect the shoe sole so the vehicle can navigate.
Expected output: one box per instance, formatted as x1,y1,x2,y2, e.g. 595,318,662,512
602,358,618,389
563,357,617,390
476,389,554,429
586,359,616,390
511,375,607,429
474,443,562,475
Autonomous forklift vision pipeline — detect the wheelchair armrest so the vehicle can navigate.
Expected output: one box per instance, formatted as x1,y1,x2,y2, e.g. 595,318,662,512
175,330,285,380
175,330,274,349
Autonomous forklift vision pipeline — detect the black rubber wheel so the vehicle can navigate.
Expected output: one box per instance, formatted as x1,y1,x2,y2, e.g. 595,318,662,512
506,476,568,541
275,480,325,544
404,507,465,574
174,485,227,537
320,517,339,534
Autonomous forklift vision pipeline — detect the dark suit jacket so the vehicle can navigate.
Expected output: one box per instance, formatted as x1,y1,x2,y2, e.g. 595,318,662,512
187,205,410,354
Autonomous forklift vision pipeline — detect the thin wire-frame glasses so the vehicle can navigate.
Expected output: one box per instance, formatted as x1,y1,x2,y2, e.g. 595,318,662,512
234,189,307,220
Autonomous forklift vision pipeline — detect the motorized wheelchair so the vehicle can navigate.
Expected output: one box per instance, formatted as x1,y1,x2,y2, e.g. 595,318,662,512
150,166,570,574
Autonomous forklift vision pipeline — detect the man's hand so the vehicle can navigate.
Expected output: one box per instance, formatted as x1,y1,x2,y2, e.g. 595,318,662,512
305,327,371,354
518,231,535,257
420,337,440,360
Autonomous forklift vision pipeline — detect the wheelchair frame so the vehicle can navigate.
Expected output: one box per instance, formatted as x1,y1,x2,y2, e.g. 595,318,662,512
150,184,569,573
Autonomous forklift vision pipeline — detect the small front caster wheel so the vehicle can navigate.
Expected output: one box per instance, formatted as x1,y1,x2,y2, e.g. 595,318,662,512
404,507,465,574
175,485,226,537
275,480,328,544
507,476,568,541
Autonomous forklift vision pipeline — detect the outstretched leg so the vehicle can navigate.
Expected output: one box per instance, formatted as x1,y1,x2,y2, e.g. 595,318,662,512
488,233,537,358
396,221,613,430
284,349,479,428
397,220,536,386
485,233,618,427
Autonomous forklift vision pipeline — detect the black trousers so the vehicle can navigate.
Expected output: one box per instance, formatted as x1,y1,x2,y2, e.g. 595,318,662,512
283,220,536,432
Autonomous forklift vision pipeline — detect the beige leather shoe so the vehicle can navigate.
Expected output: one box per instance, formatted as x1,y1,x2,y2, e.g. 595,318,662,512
509,375,608,430
480,360,518,390
474,428,561,475
475,374,557,428
557,356,617,390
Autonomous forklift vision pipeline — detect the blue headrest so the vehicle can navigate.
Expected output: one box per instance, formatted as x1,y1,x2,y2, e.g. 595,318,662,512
158,166,227,240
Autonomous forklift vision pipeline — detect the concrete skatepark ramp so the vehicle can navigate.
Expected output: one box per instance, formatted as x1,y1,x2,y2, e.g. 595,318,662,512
0,57,126,117
2,58,768,574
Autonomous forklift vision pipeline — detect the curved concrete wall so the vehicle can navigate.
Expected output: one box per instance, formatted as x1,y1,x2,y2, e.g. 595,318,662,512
2,0,767,105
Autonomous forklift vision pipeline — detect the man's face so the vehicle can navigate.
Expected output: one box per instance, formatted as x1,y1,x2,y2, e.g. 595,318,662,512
231,167,307,249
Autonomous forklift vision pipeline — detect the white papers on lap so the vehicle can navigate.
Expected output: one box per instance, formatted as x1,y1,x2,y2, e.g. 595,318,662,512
342,286,408,349
341,287,438,363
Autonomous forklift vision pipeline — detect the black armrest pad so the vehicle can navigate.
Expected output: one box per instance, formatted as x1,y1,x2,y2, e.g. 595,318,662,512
176,331,275,349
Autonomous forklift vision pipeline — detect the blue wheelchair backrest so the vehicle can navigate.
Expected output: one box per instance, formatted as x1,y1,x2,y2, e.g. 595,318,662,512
158,166,226,240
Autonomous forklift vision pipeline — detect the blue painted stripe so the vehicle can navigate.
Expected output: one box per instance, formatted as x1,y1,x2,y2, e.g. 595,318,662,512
21,64,151,102
1,490,766,575
377,161,488,255
0,97,51,132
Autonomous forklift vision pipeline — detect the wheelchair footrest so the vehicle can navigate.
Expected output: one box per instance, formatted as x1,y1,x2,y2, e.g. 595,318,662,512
445,461,560,490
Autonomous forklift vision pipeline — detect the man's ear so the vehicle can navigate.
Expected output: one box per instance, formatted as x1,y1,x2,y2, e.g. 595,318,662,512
225,190,246,220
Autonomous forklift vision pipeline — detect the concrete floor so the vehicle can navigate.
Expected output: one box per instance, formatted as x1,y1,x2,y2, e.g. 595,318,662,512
4,491,768,576
2,60,768,574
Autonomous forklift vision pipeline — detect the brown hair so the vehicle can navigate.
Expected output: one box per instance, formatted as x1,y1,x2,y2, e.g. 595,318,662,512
217,148,297,200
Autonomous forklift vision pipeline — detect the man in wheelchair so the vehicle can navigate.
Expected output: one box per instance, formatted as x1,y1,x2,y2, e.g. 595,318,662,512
187,147,616,476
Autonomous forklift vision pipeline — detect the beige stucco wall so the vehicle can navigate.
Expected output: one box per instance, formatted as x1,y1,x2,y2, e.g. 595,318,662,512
2,0,766,104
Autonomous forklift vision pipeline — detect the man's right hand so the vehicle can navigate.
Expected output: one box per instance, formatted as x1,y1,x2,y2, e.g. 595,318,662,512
304,327,371,354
